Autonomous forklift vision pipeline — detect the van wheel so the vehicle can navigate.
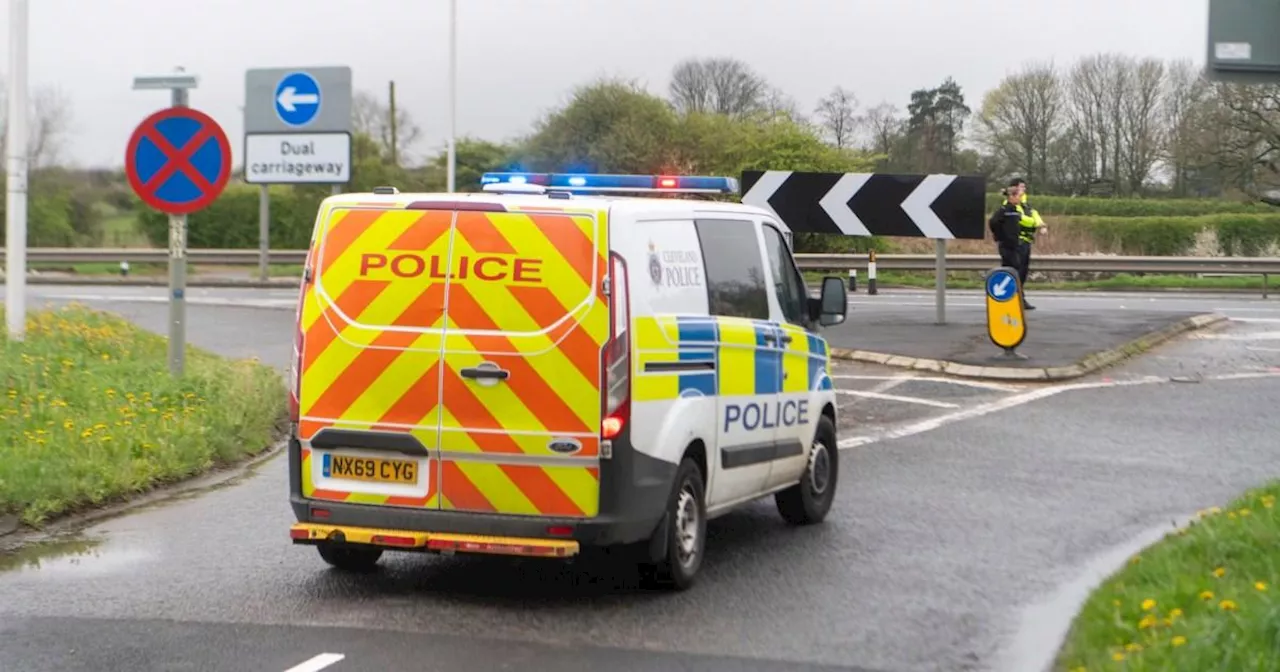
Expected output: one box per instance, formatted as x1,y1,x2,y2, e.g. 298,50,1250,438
645,457,707,591
316,543,383,572
776,415,838,525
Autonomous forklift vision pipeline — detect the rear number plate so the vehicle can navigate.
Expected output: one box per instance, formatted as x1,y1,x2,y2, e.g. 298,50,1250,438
322,454,418,485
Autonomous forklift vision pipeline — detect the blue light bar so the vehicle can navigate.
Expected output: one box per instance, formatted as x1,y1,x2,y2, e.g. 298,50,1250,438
479,172,739,194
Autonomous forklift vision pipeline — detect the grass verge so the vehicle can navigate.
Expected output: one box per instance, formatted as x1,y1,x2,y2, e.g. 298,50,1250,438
1054,481,1280,670
804,271,1271,292
0,303,287,527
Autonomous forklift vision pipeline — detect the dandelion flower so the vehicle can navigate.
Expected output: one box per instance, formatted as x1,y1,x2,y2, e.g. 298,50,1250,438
1256,582,1268,592
1138,615,1157,630
1200,590,1214,601
1170,608,1183,619
1171,635,1187,647
1142,598,1157,611
1219,599,1237,611
1213,567,1226,578
1112,652,1126,662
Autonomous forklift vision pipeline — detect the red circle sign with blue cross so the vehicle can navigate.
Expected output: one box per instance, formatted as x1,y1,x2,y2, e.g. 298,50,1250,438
125,106,232,215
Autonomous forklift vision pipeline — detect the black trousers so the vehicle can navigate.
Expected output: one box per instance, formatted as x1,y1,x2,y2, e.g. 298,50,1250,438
1016,241,1032,288
998,244,1020,270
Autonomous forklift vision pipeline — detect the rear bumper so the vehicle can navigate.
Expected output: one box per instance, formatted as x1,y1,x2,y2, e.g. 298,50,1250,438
287,426,674,549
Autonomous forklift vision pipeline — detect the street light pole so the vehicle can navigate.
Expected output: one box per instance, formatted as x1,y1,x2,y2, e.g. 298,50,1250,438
446,0,457,193
5,0,30,341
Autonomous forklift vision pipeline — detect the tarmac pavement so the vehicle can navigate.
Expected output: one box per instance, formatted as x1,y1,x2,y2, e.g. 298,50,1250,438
1,285,1279,671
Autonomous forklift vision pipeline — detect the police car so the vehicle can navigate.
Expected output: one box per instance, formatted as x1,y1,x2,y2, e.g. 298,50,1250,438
286,172,848,590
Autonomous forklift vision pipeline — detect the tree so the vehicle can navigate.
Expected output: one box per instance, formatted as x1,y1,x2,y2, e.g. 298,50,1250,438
904,78,971,172
351,88,421,165
668,57,769,118
975,62,1063,188
427,137,517,192
1161,60,1213,196
0,82,73,169
815,86,859,148
518,77,682,173
1118,57,1166,194
858,102,903,166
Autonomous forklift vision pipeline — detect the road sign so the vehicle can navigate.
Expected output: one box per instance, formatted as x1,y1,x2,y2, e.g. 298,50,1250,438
274,71,322,126
984,266,1026,351
125,106,231,215
740,171,987,239
245,66,352,134
1207,0,1280,83
244,133,351,184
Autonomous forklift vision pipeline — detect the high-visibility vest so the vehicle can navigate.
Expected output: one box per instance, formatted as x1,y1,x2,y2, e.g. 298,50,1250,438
1003,198,1043,244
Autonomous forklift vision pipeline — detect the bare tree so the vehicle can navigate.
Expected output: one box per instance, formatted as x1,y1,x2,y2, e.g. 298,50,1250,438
859,102,901,157
1118,57,1166,194
815,86,859,148
0,81,73,169
1161,59,1212,196
351,89,421,163
669,57,768,118
976,61,1063,187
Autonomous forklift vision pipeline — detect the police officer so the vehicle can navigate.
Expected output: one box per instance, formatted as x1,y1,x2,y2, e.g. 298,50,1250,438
1008,178,1046,309
987,184,1036,309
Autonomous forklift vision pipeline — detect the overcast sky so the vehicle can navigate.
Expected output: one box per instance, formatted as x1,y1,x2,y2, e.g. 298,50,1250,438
0,0,1209,170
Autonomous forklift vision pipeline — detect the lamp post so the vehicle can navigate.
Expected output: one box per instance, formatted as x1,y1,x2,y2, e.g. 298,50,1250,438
5,0,30,340
446,0,457,192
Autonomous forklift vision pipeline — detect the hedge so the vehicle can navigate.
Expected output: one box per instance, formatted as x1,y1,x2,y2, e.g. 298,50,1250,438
135,185,327,250
985,194,1271,217
1084,213,1280,256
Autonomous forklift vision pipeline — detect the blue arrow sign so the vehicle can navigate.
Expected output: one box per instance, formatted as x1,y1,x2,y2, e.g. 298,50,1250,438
274,71,322,127
985,269,1018,302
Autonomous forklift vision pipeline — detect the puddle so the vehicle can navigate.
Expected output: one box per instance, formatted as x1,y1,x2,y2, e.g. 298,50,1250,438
0,535,105,573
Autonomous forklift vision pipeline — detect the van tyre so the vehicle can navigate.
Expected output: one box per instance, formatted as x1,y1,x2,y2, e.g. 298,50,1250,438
316,543,383,572
644,457,707,591
776,415,838,525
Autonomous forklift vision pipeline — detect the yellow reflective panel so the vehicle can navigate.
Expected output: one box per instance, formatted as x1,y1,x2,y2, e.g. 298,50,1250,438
984,267,1026,350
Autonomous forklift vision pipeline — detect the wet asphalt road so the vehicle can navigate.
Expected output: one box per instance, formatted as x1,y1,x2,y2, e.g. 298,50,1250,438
1,286,1279,671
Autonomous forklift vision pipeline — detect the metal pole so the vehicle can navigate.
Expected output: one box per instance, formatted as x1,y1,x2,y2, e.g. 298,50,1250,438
258,185,269,282
168,86,189,376
935,239,947,324
5,0,30,341
446,0,457,193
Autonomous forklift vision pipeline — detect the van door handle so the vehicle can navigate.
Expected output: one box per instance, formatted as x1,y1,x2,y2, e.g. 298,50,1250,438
460,365,510,381
779,333,793,345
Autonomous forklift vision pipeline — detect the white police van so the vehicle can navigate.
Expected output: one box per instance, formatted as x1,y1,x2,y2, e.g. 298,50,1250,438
287,172,847,590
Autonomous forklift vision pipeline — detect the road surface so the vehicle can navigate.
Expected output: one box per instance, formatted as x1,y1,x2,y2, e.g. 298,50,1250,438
1,286,1278,671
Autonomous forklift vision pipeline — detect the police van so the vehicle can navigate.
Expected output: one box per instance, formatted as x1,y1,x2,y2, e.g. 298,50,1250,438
287,172,848,590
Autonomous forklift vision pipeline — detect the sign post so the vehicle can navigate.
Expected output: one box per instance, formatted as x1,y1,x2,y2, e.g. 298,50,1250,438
127,71,231,376
1207,0,1280,83
244,66,353,280
5,0,29,341
740,171,987,325
984,266,1027,359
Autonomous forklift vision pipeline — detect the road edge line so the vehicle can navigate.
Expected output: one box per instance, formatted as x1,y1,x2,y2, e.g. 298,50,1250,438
828,312,1228,382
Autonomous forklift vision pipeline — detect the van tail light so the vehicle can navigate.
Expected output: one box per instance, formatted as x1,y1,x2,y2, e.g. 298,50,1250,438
288,256,311,424
602,253,631,441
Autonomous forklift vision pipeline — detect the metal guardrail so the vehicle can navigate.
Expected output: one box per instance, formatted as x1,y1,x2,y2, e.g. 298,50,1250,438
9,248,1279,275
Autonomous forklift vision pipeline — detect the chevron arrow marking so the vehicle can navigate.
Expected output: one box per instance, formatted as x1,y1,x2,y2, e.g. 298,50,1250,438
819,173,873,236
740,170,792,230
900,174,957,239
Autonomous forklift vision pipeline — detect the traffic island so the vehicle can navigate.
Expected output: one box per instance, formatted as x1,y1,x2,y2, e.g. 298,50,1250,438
0,303,287,533
826,308,1228,381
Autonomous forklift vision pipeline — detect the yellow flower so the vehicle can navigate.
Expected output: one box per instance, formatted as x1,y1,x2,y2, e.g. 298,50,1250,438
1239,508,1251,517
1142,598,1156,611
1124,643,1143,652
1227,512,1237,519
1170,608,1183,619
1213,567,1226,578
1112,652,1125,662
1219,599,1237,611
1256,582,1268,592
1172,635,1187,647
1138,615,1157,630
1200,590,1214,600
1130,555,1142,565
1208,506,1221,515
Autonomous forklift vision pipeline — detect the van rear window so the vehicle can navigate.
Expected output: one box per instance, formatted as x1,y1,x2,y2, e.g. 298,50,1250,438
694,219,769,320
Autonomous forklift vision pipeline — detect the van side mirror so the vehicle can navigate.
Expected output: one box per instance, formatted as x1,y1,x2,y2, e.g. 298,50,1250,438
808,276,847,327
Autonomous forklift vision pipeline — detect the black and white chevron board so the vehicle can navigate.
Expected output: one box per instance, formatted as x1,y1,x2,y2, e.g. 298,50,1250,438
739,171,987,240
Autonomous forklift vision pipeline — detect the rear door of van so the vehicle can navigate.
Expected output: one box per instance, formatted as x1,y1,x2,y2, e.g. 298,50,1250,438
296,201,608,520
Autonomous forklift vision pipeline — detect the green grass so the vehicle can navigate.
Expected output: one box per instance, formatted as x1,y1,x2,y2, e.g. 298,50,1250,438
805,271,1272,292
1054,481,1280,670
0,304,287,527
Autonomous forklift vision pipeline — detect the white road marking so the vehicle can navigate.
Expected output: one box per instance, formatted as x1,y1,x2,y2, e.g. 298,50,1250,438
1190,330,1280,341
833,374,1021,392
1247,346,1280,353
836,389,960,409
838,371,1280,450
1228,317,1280,323
283,653,345,672
1217,307,1280,313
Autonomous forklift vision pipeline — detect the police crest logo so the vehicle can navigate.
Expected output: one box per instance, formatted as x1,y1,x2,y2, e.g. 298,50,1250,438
647,240,663,286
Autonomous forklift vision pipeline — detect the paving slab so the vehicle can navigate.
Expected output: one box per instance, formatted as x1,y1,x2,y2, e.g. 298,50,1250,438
823,307,1226,381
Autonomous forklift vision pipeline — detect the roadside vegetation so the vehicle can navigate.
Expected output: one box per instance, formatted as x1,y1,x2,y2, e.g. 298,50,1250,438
1055,480,1280,670
0,304,287,527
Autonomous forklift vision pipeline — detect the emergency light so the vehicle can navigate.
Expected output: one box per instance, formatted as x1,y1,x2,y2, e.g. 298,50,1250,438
480,172,740,194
